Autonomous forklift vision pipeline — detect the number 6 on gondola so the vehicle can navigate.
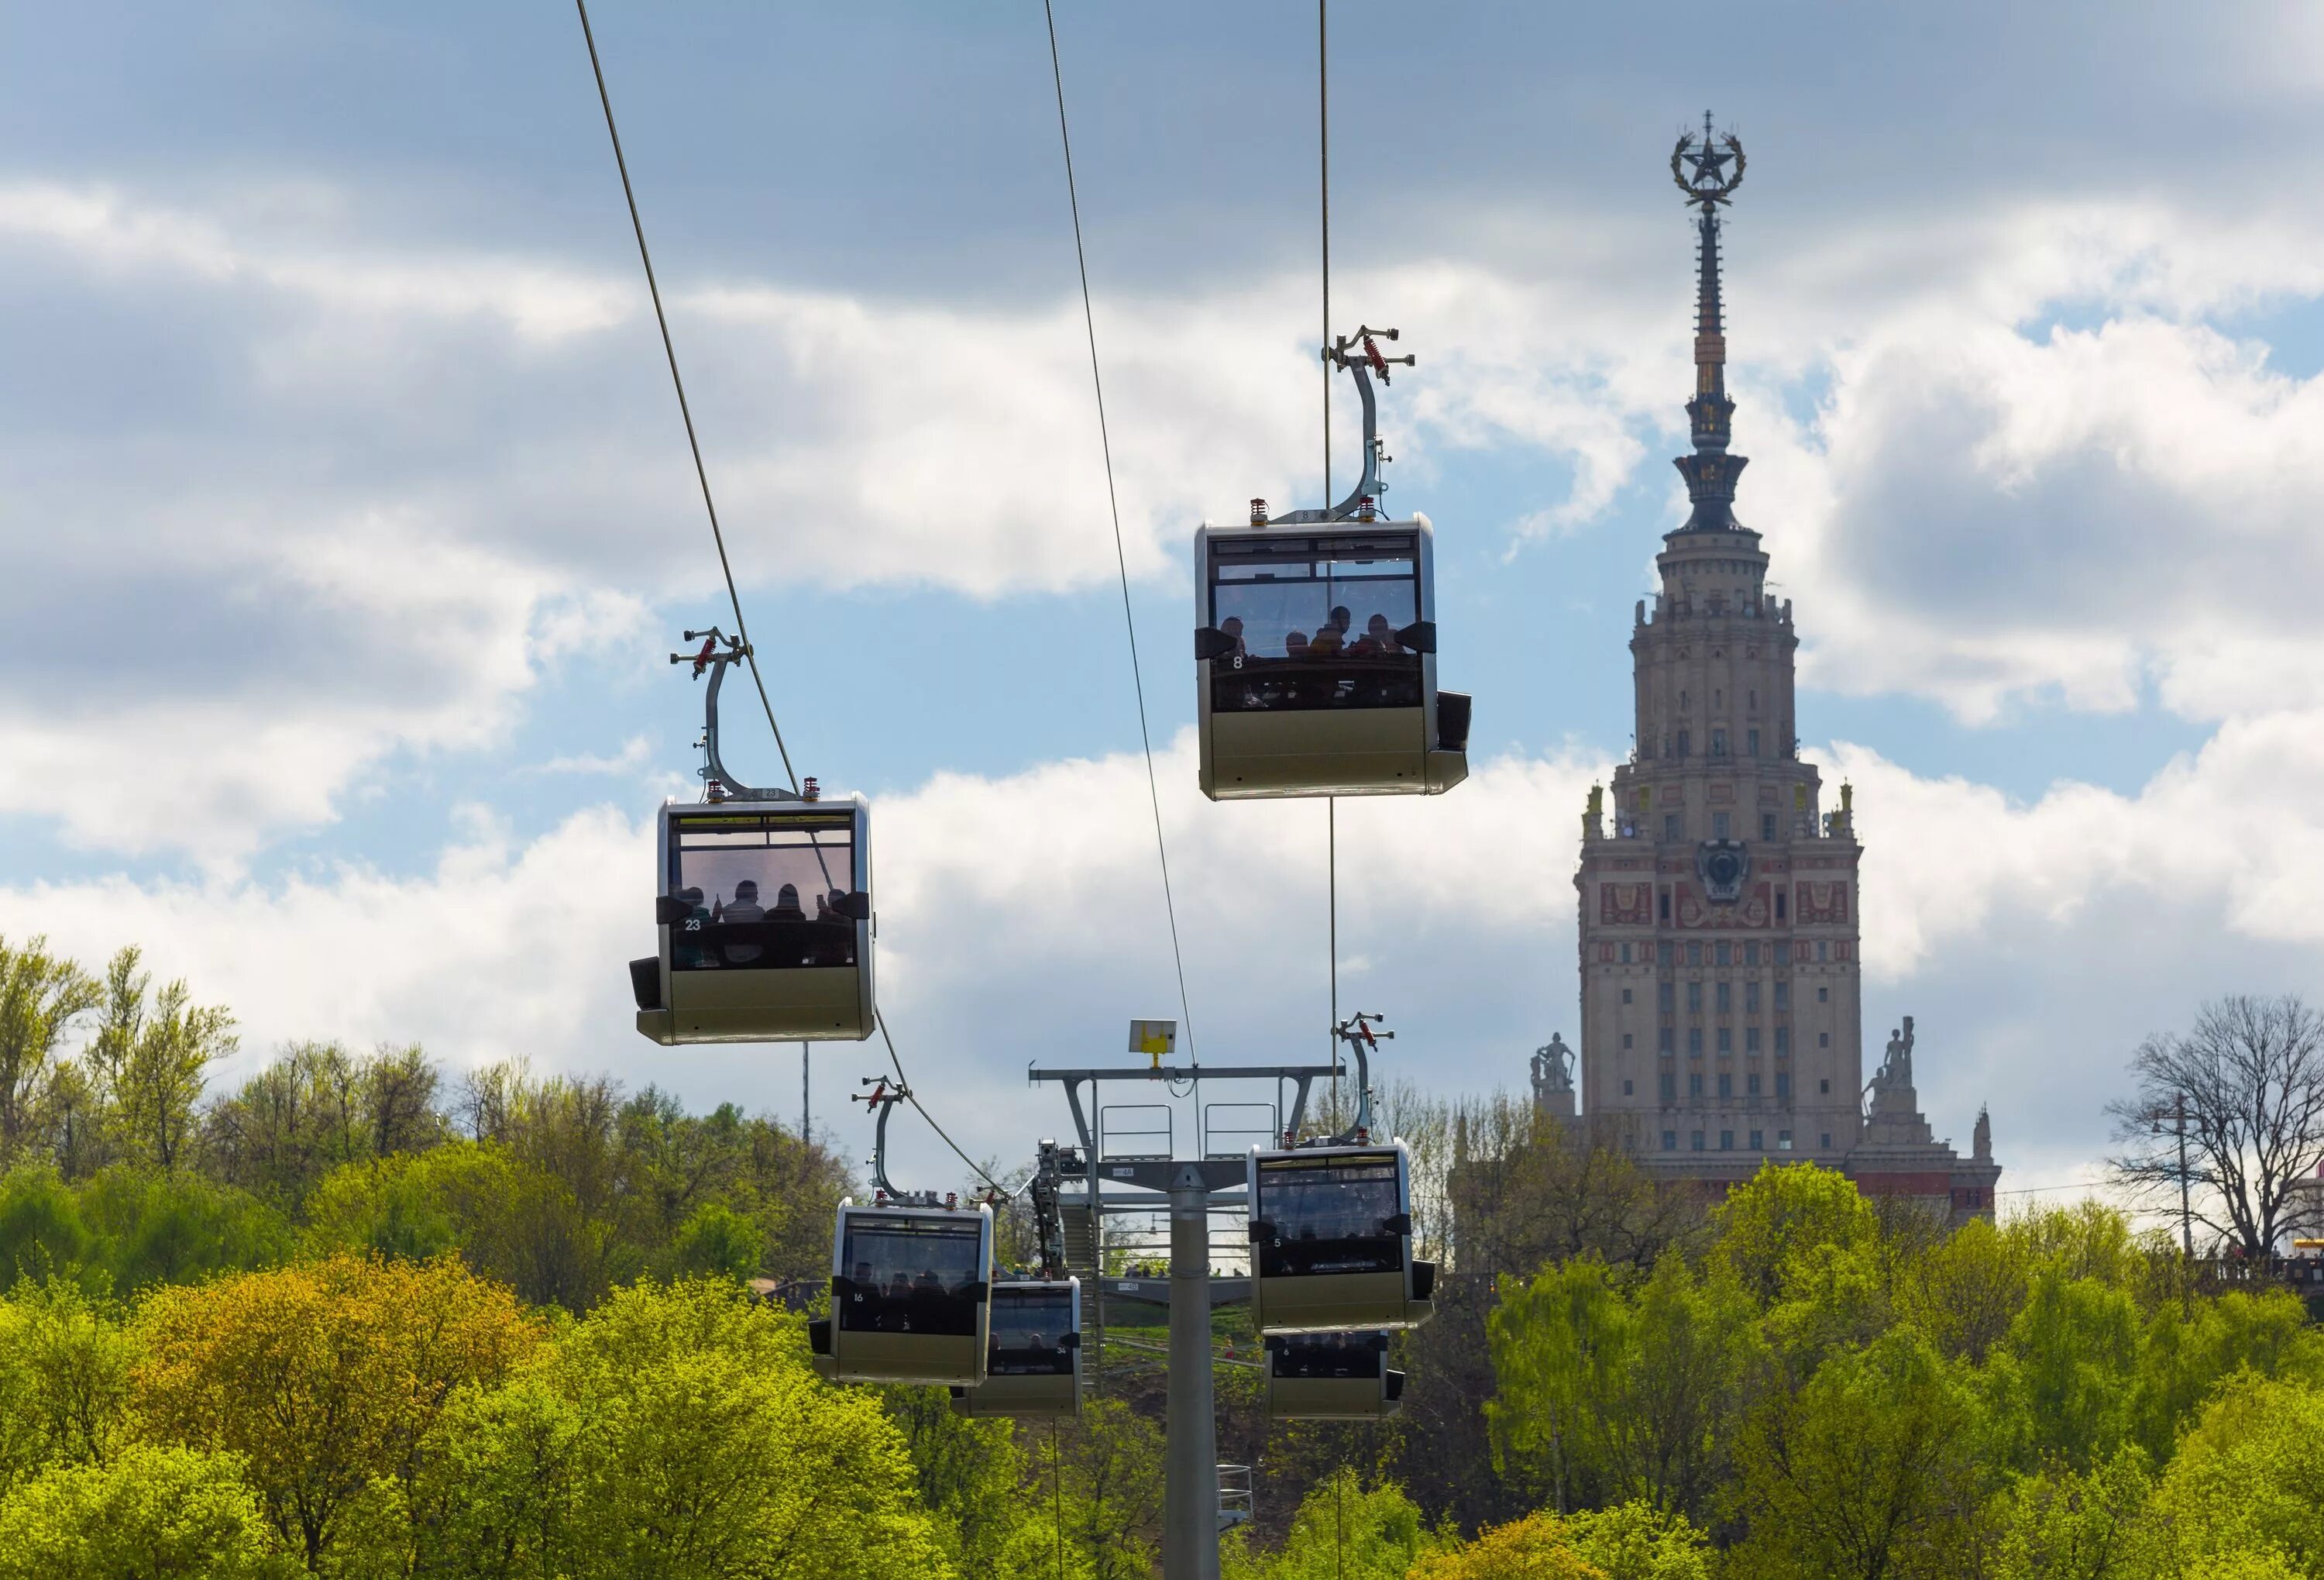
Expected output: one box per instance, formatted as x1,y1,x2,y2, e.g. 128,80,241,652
1246,1142,1435,1334
820,1199,994,1386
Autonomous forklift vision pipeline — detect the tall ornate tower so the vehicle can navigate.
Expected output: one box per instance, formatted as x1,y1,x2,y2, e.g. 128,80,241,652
1572,118,1866,1179
1565,119,2002,1218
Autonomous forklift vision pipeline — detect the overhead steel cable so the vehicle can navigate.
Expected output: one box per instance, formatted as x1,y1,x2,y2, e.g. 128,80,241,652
1321,0,1342,1105
576,1,1008,1200
878,1009,1020,1199
1042,0,1199,1063
574,0,799,796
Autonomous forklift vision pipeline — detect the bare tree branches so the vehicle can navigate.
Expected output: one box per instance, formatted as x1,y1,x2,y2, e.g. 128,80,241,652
2105,995,2324,1258
0,935,101,1163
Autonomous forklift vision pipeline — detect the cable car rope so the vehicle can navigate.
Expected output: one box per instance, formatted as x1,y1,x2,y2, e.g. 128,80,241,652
875,1009,1019,1198
1042,0,1199,1066
579,2,1011,1200
1321,0,1342,1106
575,0,799,795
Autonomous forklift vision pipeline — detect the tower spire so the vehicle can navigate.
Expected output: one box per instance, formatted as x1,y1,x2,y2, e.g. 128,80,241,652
1669,114,1748,532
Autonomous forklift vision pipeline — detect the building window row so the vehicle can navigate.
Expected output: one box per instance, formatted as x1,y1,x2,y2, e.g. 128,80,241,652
1662,1128,1800,1153
1657,1026,1794,1058
1645,941,1842,969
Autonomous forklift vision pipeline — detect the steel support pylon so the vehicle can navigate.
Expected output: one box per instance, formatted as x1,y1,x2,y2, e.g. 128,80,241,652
1161,1173,1220,1580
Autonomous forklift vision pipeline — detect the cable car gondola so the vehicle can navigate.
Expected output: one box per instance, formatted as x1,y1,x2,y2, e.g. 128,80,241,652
1195,329,1470,800
808,1083,993,1386
1247,1140,1434,1334
949,1277,1082,1418
818,1195,992,1385
631,630,875,1045
1263,1330,1404,1421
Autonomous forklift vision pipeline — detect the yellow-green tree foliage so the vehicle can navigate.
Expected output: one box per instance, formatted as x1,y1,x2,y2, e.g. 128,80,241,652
1724,1327,1986,1580
0,1442,289,1580
1487,1250,1761,1520
1559,1501,1714,1580
414,1277,949,1579
1980,1444,2155,1580
1219,1467,1442,1579
131,1251,540,1569
880,1382,1079,1578
2142,1372,2324,1572
0,1278,136,1495
1406,1510,1607,1578
0,935,99,1165
1025,1397,1165,1580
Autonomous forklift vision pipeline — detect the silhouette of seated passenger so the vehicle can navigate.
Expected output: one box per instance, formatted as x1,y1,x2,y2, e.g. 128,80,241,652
673,886,714,967
720,879,766,965
1349,613,1398,659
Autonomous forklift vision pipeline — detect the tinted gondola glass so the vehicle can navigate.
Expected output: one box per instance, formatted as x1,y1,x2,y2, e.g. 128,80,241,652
1195,518,1469,800
950,1278,1081,1419
632,800,875,1045
1264,1330,1404,1421
1247,1144,1434,1334
825,1203,992,1386
1209,534,1422,714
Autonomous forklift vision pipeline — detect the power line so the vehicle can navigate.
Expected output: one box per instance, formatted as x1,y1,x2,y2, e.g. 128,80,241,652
1041,0,1199,1062
576,2,1004,1200
572,0,799,794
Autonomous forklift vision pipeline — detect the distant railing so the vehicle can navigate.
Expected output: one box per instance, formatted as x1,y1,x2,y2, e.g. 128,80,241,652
2193,1256,2324,1288
1217,1464,1254,1533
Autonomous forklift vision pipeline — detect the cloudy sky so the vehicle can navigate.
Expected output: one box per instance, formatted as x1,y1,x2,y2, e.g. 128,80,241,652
5,1,2322,1200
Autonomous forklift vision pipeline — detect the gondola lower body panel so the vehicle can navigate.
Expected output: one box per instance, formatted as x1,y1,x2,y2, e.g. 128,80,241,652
1267,1369,1405,1421
1253,1269,1432,1335
821,1327,986,1388
1202,707,1466,800
948,1371,1079,1419
637,963,870,1045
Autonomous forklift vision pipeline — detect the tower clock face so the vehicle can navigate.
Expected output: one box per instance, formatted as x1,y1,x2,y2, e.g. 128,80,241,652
1697,839,1750,904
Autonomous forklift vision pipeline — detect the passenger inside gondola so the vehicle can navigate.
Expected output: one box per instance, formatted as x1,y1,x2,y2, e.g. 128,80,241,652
672,887,713,968
1256,1156,1404,1279
1206,534,1423,715
1274,1333,1385,1379
988,1286,1076,1376
668,811,863,973
838,1214,984,1337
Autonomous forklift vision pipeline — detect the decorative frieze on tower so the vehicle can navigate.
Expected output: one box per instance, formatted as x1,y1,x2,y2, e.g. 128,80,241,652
1564,119,2000,1220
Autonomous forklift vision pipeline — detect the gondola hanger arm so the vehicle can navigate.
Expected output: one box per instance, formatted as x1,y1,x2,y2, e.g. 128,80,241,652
1270,327,1417,526
670,628,800,804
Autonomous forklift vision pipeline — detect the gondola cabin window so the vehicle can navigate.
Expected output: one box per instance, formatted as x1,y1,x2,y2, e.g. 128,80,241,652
1270,1333,1387,1381
1253,1152,1404,1279
837,1213,984,1337
668,810,858,972
1208,534,1422,714
988,1285,1076,1377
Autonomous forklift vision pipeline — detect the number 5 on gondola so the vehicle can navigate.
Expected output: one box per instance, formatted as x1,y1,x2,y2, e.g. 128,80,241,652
1246,1142,1435,1334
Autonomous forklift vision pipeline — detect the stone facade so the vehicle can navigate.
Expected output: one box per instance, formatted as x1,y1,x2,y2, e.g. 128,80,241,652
1553,123,1999,1224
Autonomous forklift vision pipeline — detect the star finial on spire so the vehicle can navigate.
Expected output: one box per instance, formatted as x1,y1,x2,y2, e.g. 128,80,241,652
1672,113,1745,210
1668,115,1749,532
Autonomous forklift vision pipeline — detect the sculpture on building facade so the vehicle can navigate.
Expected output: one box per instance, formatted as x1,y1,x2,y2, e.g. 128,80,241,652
1531,1033,1574,1104
1866,1016,1917,1109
